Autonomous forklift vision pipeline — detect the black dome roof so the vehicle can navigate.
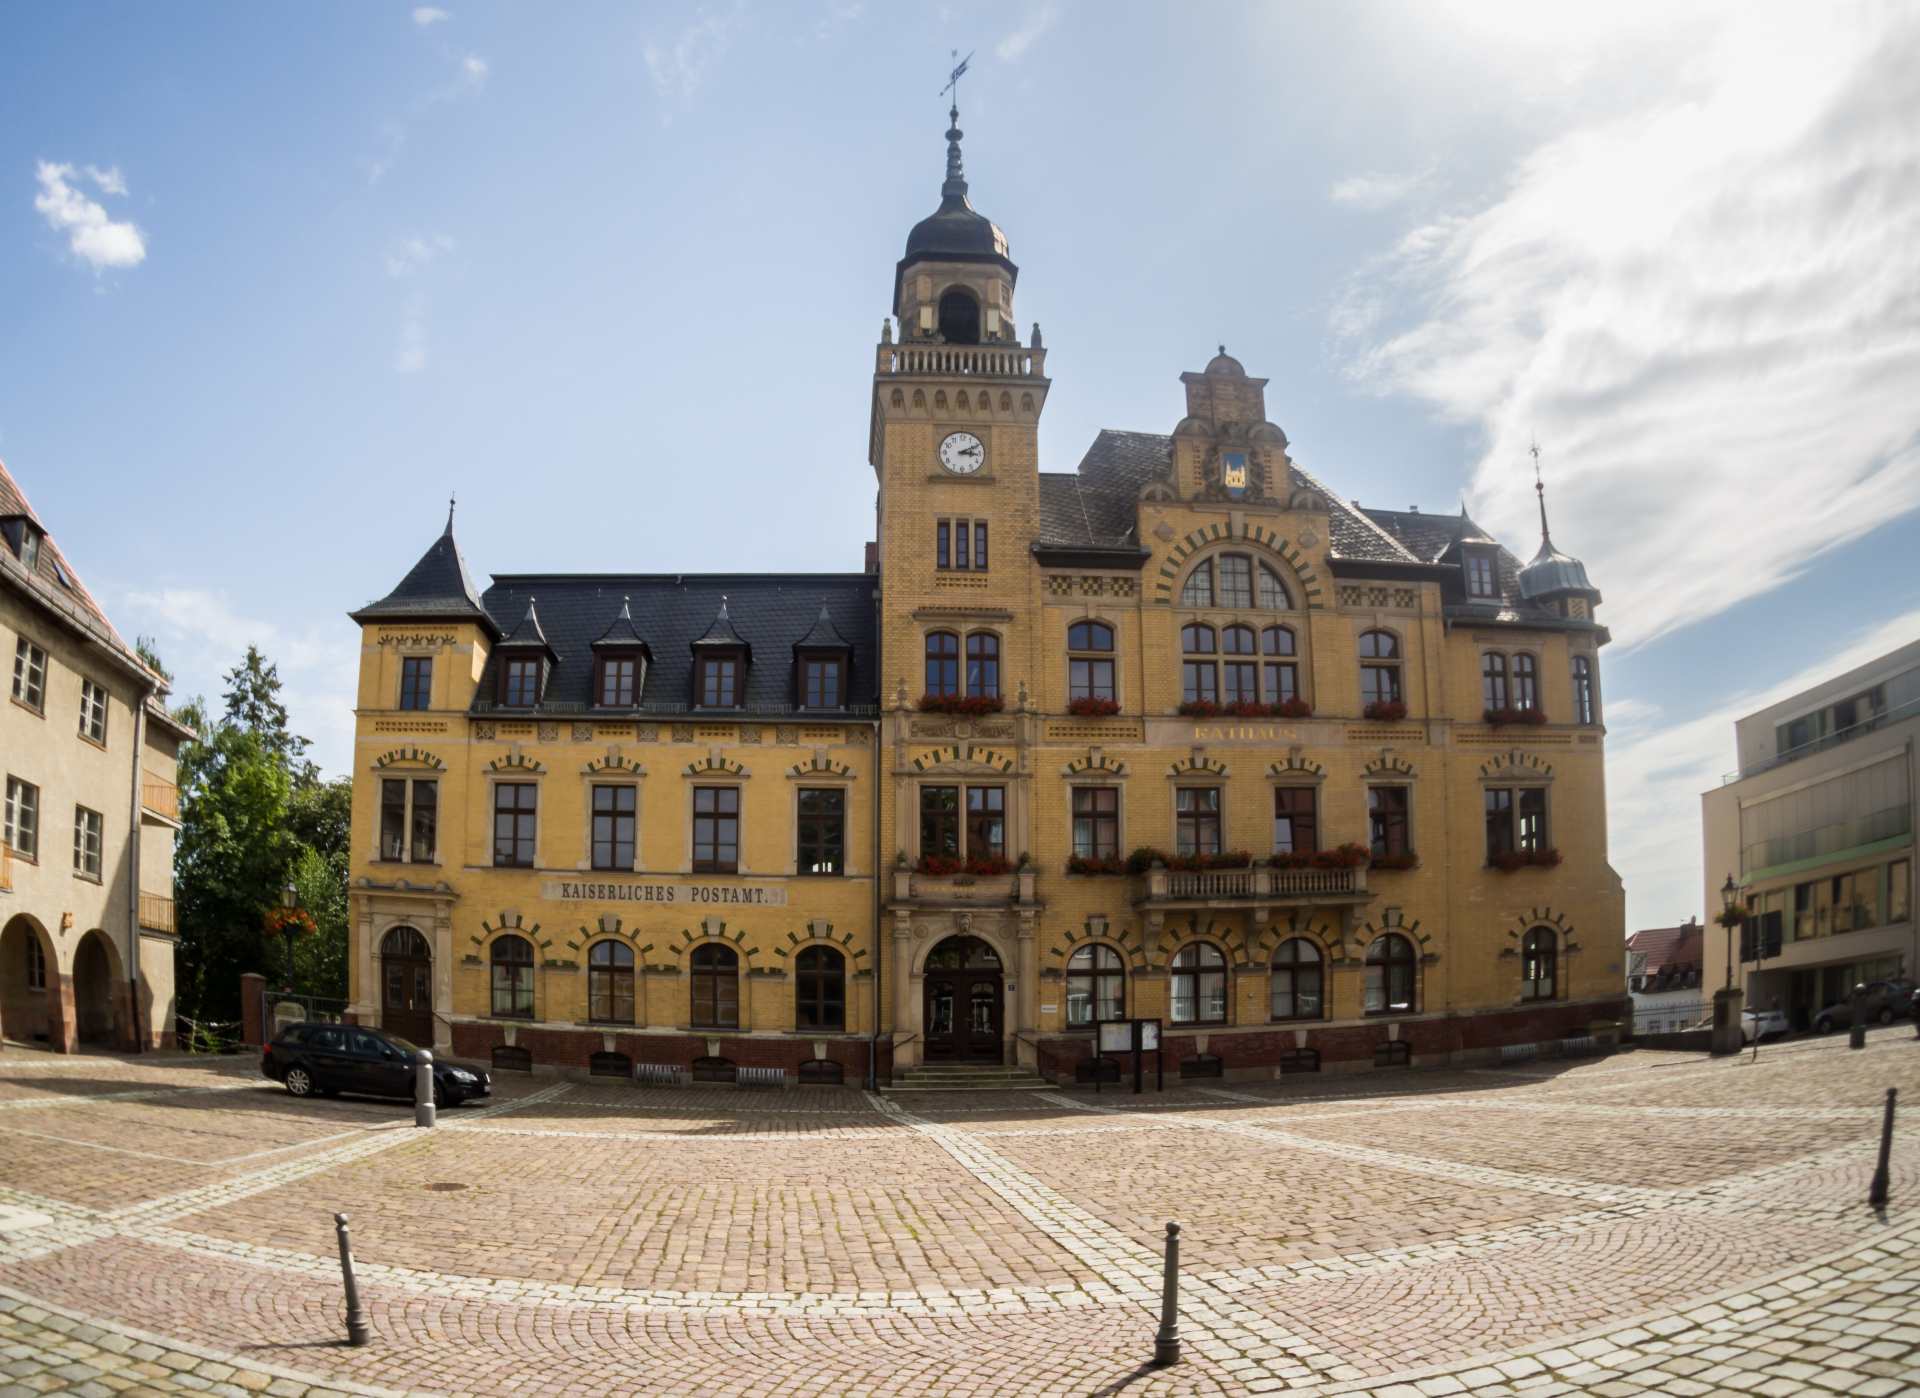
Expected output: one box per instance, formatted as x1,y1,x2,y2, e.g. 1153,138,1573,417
900,106,1014,275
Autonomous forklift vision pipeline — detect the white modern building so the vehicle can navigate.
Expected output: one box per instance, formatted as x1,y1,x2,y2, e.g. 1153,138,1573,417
1702,639,1919,1028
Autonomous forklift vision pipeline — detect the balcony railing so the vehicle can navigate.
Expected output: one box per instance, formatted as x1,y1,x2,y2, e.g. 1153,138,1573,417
138,892,176,933
1726,691,1920,783
141,774,180,821
876,341,1047,379
1135,864,1368,906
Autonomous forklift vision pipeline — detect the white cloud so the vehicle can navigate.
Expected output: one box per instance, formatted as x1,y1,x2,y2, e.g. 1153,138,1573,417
995,2,1057,63
412,5,449,25
33,161,146,271
114,586,362,776
395,292,429,373
1329,167,1434,211
385,233,454,278
643,6,743,110
1334,5,1920,652
1607,609,1920,932
461,53,488,87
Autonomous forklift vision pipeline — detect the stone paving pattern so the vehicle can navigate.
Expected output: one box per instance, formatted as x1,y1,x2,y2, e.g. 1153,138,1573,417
0,1033,1909,1393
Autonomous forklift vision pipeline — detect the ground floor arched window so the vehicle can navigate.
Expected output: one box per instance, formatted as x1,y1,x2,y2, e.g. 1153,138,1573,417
1522,927,1558,1000
691,943,739,1029
795,945,845,1031
1066,944,1125,1026
1364,933,1416,1014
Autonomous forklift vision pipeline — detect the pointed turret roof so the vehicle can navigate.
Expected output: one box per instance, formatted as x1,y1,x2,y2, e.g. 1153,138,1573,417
793,604,852,651
691,596,750,655
350,503,497,635
1454,505,1497,548
591,596,652,654
1516,450,1601,603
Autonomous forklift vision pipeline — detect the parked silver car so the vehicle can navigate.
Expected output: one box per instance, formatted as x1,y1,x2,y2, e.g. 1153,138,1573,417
1811,979,1916,1034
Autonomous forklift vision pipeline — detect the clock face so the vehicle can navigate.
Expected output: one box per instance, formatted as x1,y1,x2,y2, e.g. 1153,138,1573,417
938,431,986,474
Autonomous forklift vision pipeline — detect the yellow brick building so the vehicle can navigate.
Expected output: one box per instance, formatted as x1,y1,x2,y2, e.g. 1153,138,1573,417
345,107,1626,1084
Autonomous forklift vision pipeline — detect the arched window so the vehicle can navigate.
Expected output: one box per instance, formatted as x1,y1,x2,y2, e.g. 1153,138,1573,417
588,940,634,1024
1217,554,1253,608
690,943,739,1029
1482,652,1508,712
938,288,980,344
1364,933,1416,1015
1271,938,1324,1021
1512,653,1539,712
1521,928,1557,1001
925,631,959,698
1261,625,1298,703
1181,624,1217,704
1359,630,1402,707
1179,560,1214,608
795,945,845,1031
1572,655,1597,725
1171,942,1227,1024
1256,563,1292,610
1067,621,1116,703
490,935,534,1019
1221,625,1257,704
1066,944,1125,1026
966,632,1000,698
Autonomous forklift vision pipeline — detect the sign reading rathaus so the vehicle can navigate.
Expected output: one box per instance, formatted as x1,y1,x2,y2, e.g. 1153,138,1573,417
345,99,1625,1088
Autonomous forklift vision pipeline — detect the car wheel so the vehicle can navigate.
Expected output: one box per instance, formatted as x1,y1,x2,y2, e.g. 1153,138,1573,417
433,1085,448,1110
1815,1017,1833,1034
285,1066,314,1098
1879,1007,1894,1025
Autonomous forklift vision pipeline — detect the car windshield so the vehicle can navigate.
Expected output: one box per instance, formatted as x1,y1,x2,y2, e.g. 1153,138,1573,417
383,1033,420,1054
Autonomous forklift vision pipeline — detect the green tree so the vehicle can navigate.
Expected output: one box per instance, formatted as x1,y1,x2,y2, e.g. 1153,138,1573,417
222,644,317,788
134,636,172,687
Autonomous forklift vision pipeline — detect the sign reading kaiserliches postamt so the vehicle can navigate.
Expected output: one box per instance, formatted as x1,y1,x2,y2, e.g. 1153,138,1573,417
542,880,789,907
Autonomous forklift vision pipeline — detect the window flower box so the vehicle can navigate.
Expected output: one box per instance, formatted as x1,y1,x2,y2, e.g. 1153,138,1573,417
1066,854,1128,876
1490,847,1563,872
916,853,1012,877
1363,700,1408,722
1165,850,1253,872
1275,698,1314,718
1370,851,1421,871
1269,842,1370,871
1483,706,1548,726
1177,700,1221,717
1066,696,1121,717
919,693,1006,716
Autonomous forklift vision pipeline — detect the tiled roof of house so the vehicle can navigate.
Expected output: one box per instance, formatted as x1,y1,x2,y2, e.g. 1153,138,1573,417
1627,922,1705,973
0,458,180,731
475,572,878,715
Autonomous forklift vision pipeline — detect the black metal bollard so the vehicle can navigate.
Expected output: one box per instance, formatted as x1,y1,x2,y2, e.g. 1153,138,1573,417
334,1212,370,1346
1152,1222,1181,1368
1870,1088,1897,1209
1850,984,1868,1050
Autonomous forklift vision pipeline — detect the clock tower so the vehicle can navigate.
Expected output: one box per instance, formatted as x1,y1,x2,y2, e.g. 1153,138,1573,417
871,100,1049,702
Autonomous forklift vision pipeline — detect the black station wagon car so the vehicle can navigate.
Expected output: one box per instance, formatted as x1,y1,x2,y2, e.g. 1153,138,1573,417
262,1022,492,1107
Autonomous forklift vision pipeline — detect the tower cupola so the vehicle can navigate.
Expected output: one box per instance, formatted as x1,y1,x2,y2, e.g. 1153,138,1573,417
1516,450,1602,617
895,102,1019,343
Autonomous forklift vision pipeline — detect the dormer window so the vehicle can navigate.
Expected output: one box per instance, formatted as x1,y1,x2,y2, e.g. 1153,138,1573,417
596,655,639,707
699,654,742,708
1465,551,1496,599
1,518,41,570
501,658,542,707
801,656,843,709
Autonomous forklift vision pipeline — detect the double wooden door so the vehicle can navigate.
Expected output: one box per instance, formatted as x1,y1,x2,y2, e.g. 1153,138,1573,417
380,926,434,1048
924,970,1004,1062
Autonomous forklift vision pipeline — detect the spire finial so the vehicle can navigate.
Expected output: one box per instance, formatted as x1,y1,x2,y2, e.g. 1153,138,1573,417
1530,439,1552,548
939,49,973,201
445,492,456,535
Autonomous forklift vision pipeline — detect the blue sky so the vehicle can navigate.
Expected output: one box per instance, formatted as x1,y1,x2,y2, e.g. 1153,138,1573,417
4,2,1916,933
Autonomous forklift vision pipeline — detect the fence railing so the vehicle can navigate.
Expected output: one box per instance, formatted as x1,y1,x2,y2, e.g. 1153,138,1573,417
876,341,1047,379
1141,865,1366,902
141,774,180,821
137,892,175,933
1725,690,1920,783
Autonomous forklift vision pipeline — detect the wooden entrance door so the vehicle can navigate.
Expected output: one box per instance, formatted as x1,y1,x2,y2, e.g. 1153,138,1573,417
923,936,1003,1063
379,926,434,1047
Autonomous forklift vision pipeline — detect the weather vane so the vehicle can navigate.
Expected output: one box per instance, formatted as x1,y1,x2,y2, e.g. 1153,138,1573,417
941,48,973,106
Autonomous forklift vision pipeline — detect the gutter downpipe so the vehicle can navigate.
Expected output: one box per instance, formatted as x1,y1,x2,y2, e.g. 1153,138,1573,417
870,712,882,1091
125,684,151,1053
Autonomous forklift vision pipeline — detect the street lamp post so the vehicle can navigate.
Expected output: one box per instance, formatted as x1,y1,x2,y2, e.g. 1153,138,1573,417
1711,874,1747,1057
279,881,300,995
1720,875,1738,991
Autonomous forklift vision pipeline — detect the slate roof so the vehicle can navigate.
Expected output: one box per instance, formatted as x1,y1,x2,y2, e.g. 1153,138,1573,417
475,573,877,715
349,514,494,632
0,458,182,730
1362,506,1593,627
1036,429,1421,566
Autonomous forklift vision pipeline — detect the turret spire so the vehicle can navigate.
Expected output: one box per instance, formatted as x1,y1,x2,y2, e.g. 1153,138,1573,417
445,492,456,536
1530,440,1553,549
938,49,973,203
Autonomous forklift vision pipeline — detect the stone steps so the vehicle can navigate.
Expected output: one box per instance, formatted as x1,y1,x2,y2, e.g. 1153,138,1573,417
883,1064,1056,1092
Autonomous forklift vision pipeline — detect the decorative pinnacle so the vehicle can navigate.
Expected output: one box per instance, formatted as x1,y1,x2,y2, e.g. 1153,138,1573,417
1530,440,1552,548
445,493,456,535
943,104,967,199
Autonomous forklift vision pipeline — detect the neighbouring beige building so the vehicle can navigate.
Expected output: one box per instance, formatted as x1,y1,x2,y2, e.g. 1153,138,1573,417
1702,639,1919,1027
0,460,190,1051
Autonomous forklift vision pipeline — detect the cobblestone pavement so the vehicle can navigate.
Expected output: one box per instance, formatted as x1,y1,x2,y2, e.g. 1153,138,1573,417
0,1033,1912,1394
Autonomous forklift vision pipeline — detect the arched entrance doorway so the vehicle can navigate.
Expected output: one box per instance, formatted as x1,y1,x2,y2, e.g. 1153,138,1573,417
923,936,1003,1063
380,926,434,1046
0,915,54,1046
72,931,120,1047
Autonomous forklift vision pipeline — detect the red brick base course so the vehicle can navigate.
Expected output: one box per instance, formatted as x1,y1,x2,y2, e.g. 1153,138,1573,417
449,1020,891,1086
